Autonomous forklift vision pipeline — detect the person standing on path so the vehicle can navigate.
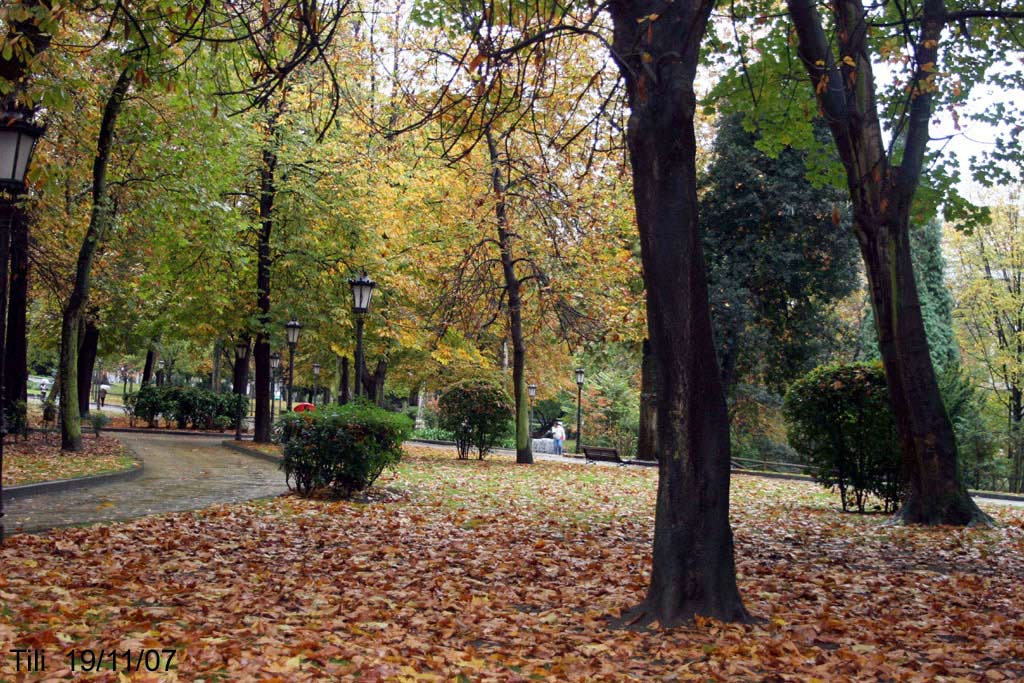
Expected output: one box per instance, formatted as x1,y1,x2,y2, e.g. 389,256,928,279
552,421,566,455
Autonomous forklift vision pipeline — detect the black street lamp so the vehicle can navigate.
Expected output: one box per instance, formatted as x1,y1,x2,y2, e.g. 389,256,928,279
120,365,128,396
157,359,165,387
285,319,302,411
0,109,43,543
312,363,321,404
574,368,585,454
527,383,537,437
269,352,281,418
349,272,376,399
234,341,248,441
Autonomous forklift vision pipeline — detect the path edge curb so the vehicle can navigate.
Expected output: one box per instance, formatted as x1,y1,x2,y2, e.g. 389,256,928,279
5,441,144,501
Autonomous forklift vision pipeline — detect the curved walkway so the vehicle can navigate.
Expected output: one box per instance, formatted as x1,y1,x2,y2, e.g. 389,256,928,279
4,433,288,535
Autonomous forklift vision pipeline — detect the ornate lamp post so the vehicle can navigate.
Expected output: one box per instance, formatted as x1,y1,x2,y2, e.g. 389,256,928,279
527,383,537,438
0,110,44,542
348,272,376,398
574,368,585,454
120,365,128,396
269,352,281,418
157,359,165,387
234,341,248,441
285,319,302,411
312,363,321,404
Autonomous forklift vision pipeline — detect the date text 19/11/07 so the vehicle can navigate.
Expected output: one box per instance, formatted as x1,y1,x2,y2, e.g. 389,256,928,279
9,648,179,673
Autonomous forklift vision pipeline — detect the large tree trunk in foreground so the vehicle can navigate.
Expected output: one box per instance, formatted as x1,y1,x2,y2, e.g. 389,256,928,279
608,0,751,626
60,64,132,451
788,0,987,525
636,339,657,461
4,206,29,415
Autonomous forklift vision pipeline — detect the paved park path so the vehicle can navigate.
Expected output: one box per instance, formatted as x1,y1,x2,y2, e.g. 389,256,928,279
4,433,288,535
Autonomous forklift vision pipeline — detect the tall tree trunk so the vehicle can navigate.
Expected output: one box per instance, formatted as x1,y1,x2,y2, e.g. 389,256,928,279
4,206,29,414
788,0,987,525
211,339,223,393
0,202,10,437
486,130,532,465
636,339,658,461
339,356,350,405
141,347,155,386
77,317,99,418
59,64,132,451
253,122,279,443
1011,388,1023,493
608,0,750,626
373,359,387,406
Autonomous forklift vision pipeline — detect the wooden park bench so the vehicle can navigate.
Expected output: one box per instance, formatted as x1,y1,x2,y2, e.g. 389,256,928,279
583,446,627,466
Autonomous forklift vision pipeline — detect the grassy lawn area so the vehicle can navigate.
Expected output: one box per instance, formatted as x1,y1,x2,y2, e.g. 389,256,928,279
1,445,1022,681
2,432,137,486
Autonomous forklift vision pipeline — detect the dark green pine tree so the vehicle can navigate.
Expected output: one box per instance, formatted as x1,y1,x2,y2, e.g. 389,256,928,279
699,114,861,394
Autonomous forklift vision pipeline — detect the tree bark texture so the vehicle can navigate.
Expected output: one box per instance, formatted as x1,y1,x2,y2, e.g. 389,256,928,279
4,206,28,414
59,64,132,451
486,130,533,465
141,347,155,386
787,0,987,525
76,317,99,418
253,131,278,443
339,356,350,405
637,339,658,461
608,0,750,625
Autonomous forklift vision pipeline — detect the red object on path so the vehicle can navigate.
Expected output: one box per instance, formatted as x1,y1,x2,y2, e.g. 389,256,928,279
293,403,315,412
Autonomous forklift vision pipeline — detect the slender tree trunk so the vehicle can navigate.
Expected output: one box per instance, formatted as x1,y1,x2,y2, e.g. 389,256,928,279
59,64,132,451
211,339,223,392
486,130,532,465
339,356,350,405
608,0,750,626
637,339,658,461
253,127,278,443
77,318,99,418
141,347,155,386
373,359,387,406
788,0,987,525
1010,387,1023,493
4,206,28,414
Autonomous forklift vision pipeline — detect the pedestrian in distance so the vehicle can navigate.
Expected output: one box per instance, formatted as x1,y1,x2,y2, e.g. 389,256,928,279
552,420,566,455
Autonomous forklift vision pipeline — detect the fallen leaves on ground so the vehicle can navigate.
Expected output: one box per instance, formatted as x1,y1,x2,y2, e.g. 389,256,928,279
1,444,1022,682
2,433,137,486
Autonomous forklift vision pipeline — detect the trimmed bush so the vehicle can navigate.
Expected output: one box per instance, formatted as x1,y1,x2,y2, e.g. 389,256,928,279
277,401,412,498
127,384,246,430
783,363,903,512
437,380,513,459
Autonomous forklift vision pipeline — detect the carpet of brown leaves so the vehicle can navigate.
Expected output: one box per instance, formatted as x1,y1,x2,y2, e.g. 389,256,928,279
2,433,136,486
1,444,1022,682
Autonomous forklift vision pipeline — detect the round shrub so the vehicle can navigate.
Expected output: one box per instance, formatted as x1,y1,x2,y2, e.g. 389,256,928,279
277,400,412,498
783,362,903,512
438,379,513,459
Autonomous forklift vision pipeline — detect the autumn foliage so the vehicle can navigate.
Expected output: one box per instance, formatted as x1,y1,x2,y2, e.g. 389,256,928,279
0,445,1022,681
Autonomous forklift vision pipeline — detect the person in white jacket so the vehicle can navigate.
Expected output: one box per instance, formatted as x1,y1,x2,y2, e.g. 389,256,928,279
552,421,566,455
